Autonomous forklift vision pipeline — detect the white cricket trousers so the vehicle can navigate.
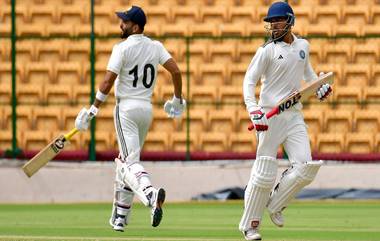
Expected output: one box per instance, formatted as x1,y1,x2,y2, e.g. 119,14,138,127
113,99,153,164
256,108,312,164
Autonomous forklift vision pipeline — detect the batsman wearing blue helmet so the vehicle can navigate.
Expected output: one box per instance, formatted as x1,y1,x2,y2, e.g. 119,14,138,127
239,2,332,240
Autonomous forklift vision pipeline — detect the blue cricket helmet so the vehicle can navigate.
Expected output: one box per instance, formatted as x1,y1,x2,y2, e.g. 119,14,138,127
263,1,295,26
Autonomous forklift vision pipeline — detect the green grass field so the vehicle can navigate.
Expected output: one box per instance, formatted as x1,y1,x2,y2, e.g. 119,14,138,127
0,201,379,241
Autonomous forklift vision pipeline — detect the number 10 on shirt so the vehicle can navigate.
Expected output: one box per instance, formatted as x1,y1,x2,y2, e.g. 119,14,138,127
129,64,155,88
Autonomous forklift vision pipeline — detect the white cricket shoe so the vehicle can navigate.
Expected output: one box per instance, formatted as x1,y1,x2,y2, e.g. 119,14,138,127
112,216,126,232
150,188,166,227
242,229,262,240
270,211,284,227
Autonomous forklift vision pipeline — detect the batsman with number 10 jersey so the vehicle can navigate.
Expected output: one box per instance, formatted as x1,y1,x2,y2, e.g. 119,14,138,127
74,5,186,232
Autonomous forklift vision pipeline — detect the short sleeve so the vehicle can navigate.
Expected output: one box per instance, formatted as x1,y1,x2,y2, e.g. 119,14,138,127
107,44,123,75
157,42,172,65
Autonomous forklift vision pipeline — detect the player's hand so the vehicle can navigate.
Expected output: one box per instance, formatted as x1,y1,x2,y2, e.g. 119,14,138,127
316,83,332,101
164,95,186,118
75,105,98,131
249,107,268,131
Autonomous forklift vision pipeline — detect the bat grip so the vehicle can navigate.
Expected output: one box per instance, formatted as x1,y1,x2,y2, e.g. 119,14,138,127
247,107,279,131
64,128,79,140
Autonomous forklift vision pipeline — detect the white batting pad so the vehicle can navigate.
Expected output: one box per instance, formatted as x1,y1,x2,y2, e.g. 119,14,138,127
115,158,150,206
239,156,278,232
267,160,323,214
109,184,134,227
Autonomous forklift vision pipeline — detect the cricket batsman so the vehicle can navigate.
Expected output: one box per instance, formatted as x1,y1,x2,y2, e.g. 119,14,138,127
74,6,186,231
239,2,332,240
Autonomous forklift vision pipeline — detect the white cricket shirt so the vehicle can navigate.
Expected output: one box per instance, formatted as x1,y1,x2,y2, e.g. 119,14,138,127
243,34,317,112
107,34,172,103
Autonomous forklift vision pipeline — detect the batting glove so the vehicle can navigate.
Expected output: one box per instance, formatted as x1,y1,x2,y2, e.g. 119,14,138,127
75,105,98,131
316,83,332,101
164,95,186,118
249,107,269,131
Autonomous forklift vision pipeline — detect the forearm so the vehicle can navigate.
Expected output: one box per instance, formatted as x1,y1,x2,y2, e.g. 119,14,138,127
92,71,117,108
171,71,182,99
93,82,111,108
93,80,112,108
162,58,183,100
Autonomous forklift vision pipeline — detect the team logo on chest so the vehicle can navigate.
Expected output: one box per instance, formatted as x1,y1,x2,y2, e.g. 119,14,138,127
299,50,305,59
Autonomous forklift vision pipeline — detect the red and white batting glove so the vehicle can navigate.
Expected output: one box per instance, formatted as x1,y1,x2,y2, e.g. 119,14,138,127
316,83,332,101
249,107,269,131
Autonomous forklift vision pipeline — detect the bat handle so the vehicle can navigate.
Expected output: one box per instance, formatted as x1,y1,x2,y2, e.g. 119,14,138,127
247,107,279,131
64,128,79,141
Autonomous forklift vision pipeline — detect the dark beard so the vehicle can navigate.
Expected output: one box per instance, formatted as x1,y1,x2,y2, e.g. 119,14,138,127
120,30,130,39
120,27,133,39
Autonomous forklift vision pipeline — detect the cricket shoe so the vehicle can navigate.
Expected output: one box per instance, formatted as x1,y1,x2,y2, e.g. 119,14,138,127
270,211,284,227
149,188,166,227
242,229,262,241
112,216,126,232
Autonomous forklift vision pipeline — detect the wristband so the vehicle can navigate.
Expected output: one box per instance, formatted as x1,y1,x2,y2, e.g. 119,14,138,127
89,105,99,117
96,90,108,102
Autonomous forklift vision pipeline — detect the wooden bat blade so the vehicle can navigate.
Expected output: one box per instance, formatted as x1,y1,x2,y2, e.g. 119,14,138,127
22,135,67,177
298,72,334,103
275,72,334,116
248,72,334,131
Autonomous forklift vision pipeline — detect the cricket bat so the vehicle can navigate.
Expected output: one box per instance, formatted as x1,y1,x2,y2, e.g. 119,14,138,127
22,128,79,177
248,72,334,131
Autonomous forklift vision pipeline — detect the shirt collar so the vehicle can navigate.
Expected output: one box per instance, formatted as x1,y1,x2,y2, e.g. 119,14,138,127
127,34,144,40
277,33,298,47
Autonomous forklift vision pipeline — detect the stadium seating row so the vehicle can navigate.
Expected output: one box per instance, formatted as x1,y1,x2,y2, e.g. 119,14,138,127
1,81,380,110
0,39,257,64
5,0,380,8
3,39,380,65
1,82,380,111
3,3,380,25
2,61,380,87
1,106,380,134
3,22,380,37
0,129,378,153
310,132,379,153
0,40,112,63
0,129,257,152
